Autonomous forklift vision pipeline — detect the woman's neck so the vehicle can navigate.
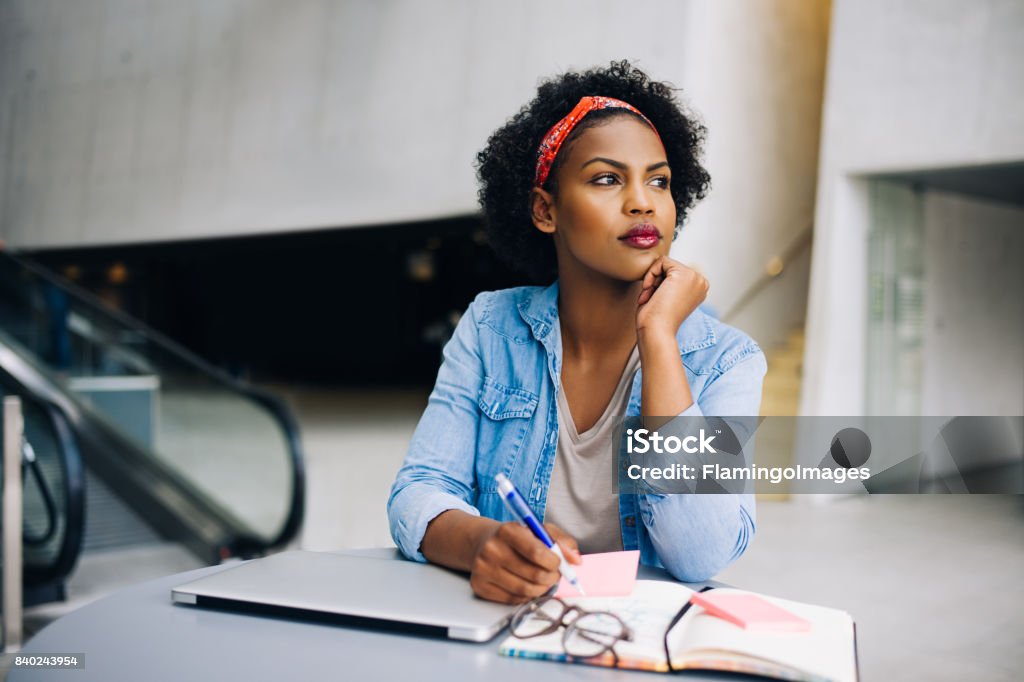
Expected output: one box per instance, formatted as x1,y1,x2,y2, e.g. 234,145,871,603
557,268,642,360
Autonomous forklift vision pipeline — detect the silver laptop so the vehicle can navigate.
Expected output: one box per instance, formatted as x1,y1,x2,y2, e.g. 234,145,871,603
170,550,515,642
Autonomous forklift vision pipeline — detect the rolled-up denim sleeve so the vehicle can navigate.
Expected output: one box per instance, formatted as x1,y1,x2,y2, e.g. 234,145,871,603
387,296,487,562
639,347,767,582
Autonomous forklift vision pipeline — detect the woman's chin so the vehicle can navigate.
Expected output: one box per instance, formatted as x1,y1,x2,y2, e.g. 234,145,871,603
621,252,664,280
566,251,665,284
610,265,655,285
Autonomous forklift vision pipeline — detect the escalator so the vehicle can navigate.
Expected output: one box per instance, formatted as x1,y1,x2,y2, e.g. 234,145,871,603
0,250,304,601
0,382,84,604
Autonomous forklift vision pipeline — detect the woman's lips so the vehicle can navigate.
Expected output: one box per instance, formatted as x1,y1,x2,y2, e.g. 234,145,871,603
619,225,662,249
620,234,661,249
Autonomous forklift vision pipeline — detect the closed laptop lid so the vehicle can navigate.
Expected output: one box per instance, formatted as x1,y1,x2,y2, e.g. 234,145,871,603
171,550,516,642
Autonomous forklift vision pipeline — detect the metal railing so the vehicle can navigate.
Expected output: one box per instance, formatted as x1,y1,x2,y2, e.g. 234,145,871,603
721,224,814,324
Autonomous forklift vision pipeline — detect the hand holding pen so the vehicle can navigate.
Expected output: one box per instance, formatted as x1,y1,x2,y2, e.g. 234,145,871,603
469,521,582,604
494,474,585,596
462,475,583,605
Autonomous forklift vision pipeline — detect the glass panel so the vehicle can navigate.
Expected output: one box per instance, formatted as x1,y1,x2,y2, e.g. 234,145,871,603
866,180,925,416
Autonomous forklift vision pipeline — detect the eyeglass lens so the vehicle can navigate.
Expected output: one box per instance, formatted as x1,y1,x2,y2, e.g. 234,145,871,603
511,597,629,660
563,612,628,658
510,598,570,638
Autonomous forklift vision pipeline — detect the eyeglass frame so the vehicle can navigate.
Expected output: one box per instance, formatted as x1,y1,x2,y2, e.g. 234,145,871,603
508,585,718,671
508,594,635,663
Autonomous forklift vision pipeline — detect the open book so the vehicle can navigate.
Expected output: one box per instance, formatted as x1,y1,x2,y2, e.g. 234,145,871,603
499,580,857,682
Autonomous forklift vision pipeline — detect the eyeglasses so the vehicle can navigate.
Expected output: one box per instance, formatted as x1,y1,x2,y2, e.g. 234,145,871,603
509,595,634,661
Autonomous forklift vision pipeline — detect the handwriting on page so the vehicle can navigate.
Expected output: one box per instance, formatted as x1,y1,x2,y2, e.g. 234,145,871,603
555,550,640,598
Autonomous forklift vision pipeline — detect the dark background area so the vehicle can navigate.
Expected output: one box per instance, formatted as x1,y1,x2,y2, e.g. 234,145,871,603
25,216,533,386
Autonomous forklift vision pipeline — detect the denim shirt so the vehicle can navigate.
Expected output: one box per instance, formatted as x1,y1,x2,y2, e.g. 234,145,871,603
387,281,767,582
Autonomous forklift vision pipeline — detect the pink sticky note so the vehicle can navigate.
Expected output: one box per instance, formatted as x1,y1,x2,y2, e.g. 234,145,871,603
691,592,811,632
555,550,640,598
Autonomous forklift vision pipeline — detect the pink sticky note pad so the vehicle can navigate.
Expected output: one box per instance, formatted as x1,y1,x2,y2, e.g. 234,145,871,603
691,592,811,632
555,550,639,598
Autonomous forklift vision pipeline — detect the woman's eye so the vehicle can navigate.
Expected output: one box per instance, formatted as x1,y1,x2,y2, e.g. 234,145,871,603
591,174,619,185
651,176,671,188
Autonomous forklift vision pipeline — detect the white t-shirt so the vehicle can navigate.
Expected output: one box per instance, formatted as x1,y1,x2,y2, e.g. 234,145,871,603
544,345,640,554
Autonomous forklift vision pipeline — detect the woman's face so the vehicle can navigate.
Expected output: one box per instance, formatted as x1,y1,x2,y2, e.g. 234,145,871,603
533,115,676,283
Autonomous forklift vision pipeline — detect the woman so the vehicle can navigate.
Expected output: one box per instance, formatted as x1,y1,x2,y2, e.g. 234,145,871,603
388,61,766,604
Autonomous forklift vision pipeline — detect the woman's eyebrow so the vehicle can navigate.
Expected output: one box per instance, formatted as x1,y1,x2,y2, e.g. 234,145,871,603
580,157,669,172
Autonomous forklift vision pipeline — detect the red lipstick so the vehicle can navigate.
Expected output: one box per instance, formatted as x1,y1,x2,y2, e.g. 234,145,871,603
619,223,662,249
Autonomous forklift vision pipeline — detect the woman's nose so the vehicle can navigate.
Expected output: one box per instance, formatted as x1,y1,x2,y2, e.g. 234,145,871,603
625,183,655,214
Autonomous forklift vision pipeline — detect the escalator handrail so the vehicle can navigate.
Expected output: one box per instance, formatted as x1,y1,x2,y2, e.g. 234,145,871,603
41,403,85,586
0,381,86,588
1,251,305,551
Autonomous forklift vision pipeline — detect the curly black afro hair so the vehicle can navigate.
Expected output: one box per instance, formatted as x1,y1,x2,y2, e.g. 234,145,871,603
475,60,711,283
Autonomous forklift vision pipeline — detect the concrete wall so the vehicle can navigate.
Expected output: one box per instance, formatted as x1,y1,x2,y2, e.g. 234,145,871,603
670,1,829,349
801,0,1024,415
0,0,830,350
920,192,1024,416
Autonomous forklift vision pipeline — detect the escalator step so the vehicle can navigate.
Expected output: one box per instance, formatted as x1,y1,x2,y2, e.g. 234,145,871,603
82,468,162,552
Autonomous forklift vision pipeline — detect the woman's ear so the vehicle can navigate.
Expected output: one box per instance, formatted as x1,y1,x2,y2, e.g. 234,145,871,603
530,188,557,235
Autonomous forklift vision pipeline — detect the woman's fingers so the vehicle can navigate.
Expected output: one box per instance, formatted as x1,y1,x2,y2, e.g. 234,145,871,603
469,522,585,603
544,523,582,565
469,522,563,602
635,256,711,335
494,565,556,600
500,545,560,587
641,257,666,290
639,257,674,305
500,524,560,571
471,575,526,604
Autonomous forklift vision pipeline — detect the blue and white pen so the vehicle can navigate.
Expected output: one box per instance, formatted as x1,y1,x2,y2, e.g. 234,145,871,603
495,473,585,596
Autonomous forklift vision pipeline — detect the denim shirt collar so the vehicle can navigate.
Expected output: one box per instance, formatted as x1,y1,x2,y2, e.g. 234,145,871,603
516,279,718,355
517,281,563,390
516,281,561,342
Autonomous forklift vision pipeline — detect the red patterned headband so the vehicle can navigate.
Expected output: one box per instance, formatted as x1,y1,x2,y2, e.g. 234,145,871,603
533,95,661,188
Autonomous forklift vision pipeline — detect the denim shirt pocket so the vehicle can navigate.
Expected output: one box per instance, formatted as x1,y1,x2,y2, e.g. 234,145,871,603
476,376,539,492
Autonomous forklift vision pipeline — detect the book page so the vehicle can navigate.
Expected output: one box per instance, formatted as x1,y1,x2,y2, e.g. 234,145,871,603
499,582,856,682
671,588,856,682
499,580,694,670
